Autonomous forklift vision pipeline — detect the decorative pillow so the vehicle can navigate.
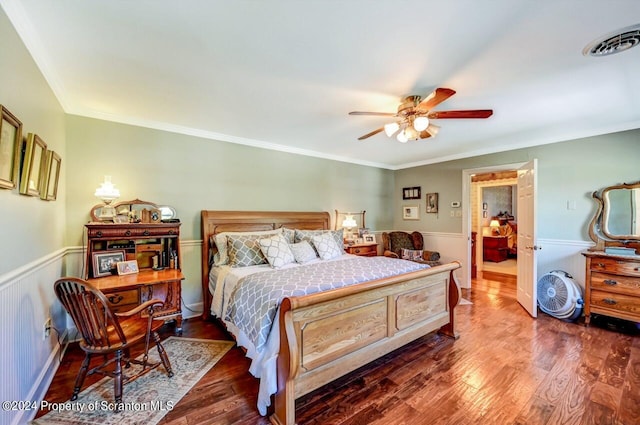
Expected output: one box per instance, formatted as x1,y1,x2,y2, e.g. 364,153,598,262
401,248,424,261
312,233,343,260
282,227,295,244
213,228,282,266
289,241,318,264
228,235,269,267
258,234,295,268
294,229,344,254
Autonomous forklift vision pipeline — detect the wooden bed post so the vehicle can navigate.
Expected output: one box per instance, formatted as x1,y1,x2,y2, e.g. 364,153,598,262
438,268,461,339
271,298,297,425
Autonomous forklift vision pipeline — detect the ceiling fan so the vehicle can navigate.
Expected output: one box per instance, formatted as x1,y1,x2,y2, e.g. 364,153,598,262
349,88,493,142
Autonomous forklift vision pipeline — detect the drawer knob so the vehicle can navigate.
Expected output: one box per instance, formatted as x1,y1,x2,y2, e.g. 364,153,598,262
169,230,175,235
108,295,124,304
96,231,102,237
355,249,361,253
603,298,617,305
125,230,131,237
597,263,605,268
604,279,618,286
143,230,150,236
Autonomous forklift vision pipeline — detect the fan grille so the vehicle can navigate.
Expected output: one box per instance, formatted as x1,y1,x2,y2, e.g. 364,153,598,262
584,24,640,57
538,274,570,313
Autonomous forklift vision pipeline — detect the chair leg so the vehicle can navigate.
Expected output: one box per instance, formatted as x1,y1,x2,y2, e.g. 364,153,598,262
72,353,91,401
153,331,173,378
114,349,123,406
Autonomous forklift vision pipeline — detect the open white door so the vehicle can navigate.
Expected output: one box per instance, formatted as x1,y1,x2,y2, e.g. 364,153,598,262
517,159,539,317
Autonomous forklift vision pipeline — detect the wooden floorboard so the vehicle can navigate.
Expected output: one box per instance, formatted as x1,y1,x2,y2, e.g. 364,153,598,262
39,276,640,424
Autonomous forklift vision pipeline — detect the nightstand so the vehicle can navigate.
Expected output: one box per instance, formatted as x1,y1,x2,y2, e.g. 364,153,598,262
345,243,378,257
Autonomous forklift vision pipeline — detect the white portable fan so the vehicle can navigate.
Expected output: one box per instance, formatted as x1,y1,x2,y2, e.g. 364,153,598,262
537,270,584,321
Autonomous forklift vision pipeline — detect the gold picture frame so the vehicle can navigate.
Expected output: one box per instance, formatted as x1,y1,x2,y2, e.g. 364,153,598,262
426,192,439,213
40,150,61,201
19,133,47,196
0,105,23,190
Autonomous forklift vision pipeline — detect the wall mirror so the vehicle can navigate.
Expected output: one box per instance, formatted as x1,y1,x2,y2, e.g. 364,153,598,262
589,181,640,251
90,199,165,223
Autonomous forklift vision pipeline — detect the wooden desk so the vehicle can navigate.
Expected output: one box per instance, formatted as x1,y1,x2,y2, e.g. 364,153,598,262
89,269,184,332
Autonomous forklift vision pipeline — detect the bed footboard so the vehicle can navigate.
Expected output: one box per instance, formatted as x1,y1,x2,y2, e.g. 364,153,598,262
270,261,461,425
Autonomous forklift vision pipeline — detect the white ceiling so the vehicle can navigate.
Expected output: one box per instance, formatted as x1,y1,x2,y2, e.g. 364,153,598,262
4,0,640,169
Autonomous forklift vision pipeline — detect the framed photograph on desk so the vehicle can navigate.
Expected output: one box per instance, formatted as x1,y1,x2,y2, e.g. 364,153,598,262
92,250,125,278
363,234,376,243
117,260,139,275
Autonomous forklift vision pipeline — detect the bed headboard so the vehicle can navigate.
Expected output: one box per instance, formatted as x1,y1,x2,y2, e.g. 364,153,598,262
200,210,330,320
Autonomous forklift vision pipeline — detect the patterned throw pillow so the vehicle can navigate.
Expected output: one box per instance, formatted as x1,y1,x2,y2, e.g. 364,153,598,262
282,227,295,244
289,241,318,263
258,234,295,268
294,229,344,253
228,235,269,267
213,228,282,266
401,248,424,261
312,232,343,260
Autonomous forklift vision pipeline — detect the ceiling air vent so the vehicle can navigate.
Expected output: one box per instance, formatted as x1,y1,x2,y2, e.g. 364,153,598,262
583,24,640,57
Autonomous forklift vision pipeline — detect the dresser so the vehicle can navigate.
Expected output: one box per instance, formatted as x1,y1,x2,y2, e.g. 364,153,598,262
344,243,378,257
582,251,640,325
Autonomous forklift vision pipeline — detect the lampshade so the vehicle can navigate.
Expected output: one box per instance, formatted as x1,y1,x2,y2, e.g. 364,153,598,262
342,215,357,229
384,122,400,137
413,116,429,131
396,130,408,143
489,220,500,228
404,126,418,141
94,176,120,202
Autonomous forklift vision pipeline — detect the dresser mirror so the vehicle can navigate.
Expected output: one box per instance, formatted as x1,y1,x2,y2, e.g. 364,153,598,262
90,199,161,223
589,181,640,252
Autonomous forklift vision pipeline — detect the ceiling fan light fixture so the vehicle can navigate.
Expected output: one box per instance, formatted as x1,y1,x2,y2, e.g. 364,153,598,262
413,116,429,131
397,130,409,143
425,124,440,137
384,122,400,137
404,126,419,141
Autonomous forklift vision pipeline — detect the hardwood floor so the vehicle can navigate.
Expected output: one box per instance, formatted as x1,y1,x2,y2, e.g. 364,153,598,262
40,276,640,424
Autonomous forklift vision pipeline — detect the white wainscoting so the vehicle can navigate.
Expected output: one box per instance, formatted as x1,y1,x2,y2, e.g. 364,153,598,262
0,249,67,425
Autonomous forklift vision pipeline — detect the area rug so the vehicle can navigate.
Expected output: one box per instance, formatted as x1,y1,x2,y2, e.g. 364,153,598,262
32,337,234,425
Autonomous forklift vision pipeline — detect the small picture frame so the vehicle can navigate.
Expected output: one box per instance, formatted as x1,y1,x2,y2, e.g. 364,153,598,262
358,227,370,238
19,133,47,196
92,250,126,278
114,214,129,224
403,205,419,220
40,150,61,201
426,192,439,213
0,105,23,190
116,260,139,275
363,234,376,244
482,202,488,211
483,211,488,218
402,186,421,200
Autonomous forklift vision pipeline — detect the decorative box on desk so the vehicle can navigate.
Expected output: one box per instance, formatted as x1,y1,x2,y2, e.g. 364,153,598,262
345,243,378,257
85,222,184,333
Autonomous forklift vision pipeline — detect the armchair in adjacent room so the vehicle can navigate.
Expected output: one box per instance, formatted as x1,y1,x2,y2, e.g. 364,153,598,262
381,231,441,266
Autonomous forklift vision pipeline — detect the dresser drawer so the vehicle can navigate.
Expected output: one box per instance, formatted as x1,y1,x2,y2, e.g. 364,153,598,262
590,289,640,316
347,244,377,256
590,257,640,277
591,272,640,296
103,289,139,312
87,225,179,239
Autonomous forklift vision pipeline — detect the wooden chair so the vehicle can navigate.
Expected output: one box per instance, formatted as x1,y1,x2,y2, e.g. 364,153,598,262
54,277,174,404
381,231,441,266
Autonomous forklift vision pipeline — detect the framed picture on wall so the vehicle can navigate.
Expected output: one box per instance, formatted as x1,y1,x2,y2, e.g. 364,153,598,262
402,205,419,220
19,133,47,196
482,202,488,210
402,186,421,200
0,105,23,190
426,192,438,213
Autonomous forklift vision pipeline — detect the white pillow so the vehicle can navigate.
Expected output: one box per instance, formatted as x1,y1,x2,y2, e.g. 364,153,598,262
213,228,283,266
259,234,295,268
289,241,317,264
312,232,343,260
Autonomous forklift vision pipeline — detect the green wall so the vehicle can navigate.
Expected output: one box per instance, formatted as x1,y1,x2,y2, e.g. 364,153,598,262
394,131,639,241
0,7,66,275
65,115,395,245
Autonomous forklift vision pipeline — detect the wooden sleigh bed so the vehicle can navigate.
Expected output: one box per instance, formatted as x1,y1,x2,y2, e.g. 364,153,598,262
201,210,461,425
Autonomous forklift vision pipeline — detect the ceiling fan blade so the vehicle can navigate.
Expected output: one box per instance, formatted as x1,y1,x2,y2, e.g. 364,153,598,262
348,111,397,117
416,88,456,111
419,124,441,139
358,127,385,140
427,109,493,119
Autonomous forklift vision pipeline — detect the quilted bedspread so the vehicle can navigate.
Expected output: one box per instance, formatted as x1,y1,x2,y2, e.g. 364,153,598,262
224,256,430,352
